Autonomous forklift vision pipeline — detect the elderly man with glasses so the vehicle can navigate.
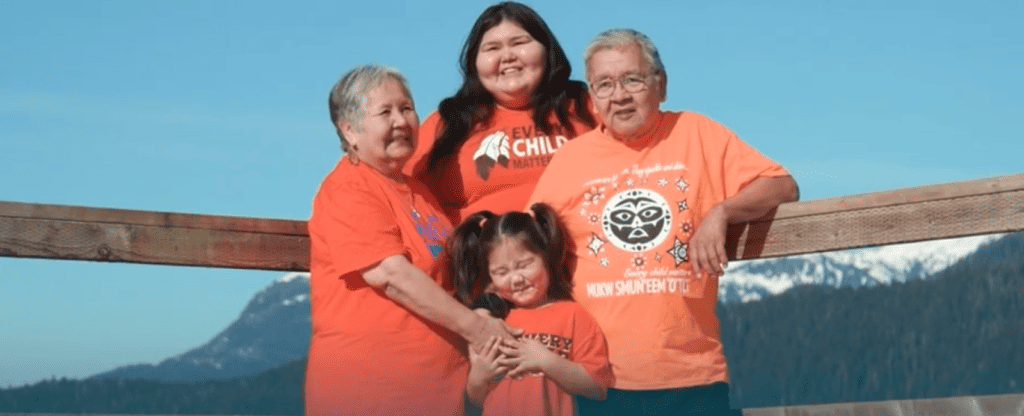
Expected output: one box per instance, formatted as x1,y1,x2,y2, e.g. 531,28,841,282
529,28,799,415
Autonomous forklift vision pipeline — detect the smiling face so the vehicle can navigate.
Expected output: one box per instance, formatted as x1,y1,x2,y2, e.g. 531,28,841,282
587,44,665,142
487,236,550,308
340,77,418,178
475,19,545,110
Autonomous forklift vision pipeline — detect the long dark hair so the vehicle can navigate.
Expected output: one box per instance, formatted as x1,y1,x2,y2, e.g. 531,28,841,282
445,203,575,318
425,1,595,170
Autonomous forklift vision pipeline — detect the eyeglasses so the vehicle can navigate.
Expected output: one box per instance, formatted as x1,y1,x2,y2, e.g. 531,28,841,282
589,72,657,99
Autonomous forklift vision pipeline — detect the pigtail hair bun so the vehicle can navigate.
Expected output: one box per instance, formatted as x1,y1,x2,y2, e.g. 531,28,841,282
471,292,513,320
529,203,576,300
449,210,496,306
530,203,560,248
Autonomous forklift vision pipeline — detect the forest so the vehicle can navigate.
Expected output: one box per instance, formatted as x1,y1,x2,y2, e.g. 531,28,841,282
721,232,1024,407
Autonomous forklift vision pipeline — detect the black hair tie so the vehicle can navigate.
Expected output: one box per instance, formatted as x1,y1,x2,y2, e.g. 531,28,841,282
471,292,514,319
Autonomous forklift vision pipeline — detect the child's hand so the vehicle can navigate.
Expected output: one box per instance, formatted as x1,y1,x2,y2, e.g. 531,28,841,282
468,336,509,387
498,337,558,379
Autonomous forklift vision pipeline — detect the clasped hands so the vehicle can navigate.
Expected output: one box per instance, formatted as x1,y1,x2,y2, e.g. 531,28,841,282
469,335,555,385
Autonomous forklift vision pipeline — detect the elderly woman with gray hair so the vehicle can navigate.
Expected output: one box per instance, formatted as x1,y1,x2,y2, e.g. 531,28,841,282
305,64,521,415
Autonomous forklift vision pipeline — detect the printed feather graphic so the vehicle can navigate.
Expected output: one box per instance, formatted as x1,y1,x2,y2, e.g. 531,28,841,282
473,131,511,180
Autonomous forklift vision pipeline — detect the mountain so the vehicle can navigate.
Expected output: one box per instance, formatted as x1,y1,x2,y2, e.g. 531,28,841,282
720,231,1024,407
88,273,311,383
718,234,1001,303
84,234,1003,382
0,358,306,414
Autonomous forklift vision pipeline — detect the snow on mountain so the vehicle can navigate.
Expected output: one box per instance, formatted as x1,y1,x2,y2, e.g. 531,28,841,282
719,234,1003,303
278,271,308,283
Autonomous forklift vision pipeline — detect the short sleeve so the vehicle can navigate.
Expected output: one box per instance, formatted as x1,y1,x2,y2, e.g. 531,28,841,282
527,150,578,215
571,306,615,389
310,176,408,277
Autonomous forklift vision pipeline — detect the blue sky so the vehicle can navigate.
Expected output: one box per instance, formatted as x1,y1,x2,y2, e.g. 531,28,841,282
1,0,1021,387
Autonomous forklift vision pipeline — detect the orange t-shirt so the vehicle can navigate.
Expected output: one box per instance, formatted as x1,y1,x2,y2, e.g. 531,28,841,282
406,106,594,224
528,111,789,390
482,301,614,416
305,157,465,415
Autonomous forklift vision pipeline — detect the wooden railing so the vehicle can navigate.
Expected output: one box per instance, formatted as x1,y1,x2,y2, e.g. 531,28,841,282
744,392,1024,416
3,172,1024,415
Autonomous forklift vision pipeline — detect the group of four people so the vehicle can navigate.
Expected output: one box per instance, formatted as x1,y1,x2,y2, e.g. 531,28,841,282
306,2,799,415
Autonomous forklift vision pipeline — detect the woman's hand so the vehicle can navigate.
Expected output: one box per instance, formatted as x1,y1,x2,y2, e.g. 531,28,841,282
466,314,523,352
361,254,522,351
497,337,558,379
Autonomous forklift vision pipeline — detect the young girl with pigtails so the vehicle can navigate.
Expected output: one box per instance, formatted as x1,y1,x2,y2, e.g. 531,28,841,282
441,203,615,416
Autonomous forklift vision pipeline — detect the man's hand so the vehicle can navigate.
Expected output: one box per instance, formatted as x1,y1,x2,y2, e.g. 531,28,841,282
688,176,799,277
689,204,728,276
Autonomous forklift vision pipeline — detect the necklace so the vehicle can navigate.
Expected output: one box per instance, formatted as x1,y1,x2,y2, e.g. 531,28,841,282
385,173,419,219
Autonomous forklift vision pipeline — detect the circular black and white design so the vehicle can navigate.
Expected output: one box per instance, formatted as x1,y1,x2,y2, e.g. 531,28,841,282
601,189,673,252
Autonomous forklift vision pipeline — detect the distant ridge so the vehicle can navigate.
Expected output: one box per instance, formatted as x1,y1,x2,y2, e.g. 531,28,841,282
719,234,1000,303
88,274,311,382
84,234,1003,382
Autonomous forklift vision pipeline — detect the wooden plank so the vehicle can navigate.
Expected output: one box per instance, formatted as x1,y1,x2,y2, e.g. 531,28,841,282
2,173,1024,268
729,183,1024,260
0,216,309,271
3,173,1021,237
0,200,307,236
773,172,1024,219
742,392,1024,416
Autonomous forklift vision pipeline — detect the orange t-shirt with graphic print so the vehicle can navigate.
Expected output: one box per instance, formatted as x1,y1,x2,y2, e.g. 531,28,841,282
405,106,594,224
305,157,465,416
528,111,790,390
481,301,614,416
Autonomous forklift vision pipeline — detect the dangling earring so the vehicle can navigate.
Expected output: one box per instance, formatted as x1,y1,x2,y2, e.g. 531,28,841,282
348,144,360,165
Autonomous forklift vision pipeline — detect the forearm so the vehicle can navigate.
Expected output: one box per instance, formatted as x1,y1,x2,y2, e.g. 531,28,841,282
364,255,486,341
542,358,606,400
689,175,799,275
719,175,799,223
463,391,484,416
465,376,490,408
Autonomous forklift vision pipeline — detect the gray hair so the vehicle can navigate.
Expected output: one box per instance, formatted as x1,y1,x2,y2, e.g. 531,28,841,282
328,65,413,152
583,29,666,99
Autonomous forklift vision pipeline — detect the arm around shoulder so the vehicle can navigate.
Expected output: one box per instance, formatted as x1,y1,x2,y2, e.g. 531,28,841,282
361,254,522,348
